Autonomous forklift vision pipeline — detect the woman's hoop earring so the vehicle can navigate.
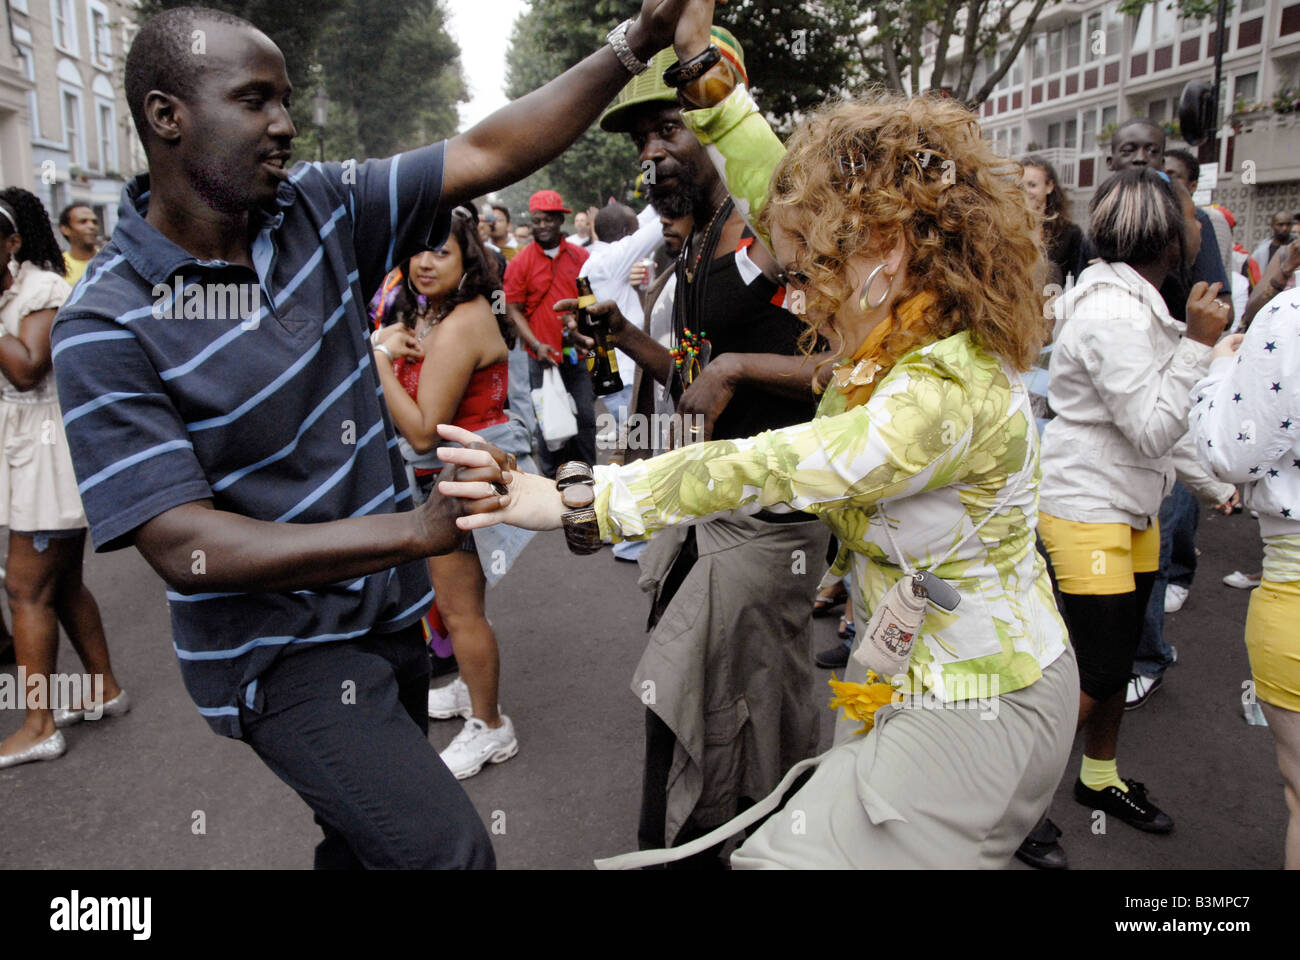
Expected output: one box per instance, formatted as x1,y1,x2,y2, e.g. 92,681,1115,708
457,274,466,292
858,263,893,312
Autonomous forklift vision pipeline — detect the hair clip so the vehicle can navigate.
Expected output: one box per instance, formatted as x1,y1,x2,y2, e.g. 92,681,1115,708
838,151,868,178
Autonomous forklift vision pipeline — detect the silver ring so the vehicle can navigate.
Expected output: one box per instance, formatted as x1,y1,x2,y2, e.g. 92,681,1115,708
490,481,508,497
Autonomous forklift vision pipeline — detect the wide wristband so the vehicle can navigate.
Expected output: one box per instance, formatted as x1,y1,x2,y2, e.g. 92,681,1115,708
664,45,721,88
561,507,603,555
677,61,739,110
556,461,600,553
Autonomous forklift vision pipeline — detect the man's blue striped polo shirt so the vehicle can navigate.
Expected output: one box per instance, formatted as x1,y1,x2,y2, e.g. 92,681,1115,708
50,146,451,737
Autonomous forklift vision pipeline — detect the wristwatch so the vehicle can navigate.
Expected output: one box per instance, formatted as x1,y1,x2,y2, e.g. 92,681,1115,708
607,19,650,76
556,462,602,554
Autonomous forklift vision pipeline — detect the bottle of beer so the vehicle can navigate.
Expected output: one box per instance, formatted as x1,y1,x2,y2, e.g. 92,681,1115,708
574,276,623,396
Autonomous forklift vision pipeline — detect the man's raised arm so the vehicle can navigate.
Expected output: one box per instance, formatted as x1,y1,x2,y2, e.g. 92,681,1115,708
440,0,702,205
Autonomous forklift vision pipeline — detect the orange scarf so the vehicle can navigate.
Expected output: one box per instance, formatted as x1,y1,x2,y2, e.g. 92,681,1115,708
832,291,936,410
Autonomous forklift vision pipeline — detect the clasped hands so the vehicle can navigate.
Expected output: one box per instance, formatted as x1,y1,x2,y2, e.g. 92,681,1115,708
434,424,566,532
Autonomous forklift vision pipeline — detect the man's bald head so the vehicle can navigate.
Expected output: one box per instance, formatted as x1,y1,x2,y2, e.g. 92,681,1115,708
125,6,264,148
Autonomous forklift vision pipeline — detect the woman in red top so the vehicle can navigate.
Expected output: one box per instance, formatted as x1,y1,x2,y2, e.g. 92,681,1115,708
370,207,522,780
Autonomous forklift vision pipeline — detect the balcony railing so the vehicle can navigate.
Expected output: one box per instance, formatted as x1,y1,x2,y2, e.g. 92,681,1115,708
1029,147,1079,188
1230,109,1300,184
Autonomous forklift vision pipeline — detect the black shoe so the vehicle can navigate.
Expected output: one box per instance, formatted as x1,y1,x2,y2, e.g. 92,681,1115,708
814,640,851,670
1073,778,1174,833
1015,817,1068,870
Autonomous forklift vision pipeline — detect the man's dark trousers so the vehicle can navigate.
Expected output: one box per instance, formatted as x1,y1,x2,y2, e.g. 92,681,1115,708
239,624,495,869
529,354,597,476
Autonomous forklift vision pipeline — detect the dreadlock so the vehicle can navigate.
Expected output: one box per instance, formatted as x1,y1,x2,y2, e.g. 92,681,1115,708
0,188,67,277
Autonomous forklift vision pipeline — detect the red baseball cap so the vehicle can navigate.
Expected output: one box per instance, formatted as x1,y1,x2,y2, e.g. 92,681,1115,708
529,189,572,214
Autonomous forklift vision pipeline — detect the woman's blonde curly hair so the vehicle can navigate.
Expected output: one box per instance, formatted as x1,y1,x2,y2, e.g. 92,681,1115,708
757,91,1049,373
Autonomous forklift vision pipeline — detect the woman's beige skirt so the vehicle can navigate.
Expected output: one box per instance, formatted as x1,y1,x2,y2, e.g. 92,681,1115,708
731,645,1079,869
0,398,88,533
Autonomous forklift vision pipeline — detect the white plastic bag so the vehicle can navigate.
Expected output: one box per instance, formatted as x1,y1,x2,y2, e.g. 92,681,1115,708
530,365,578,451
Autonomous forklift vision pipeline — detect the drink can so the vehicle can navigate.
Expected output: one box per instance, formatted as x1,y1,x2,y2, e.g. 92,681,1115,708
636,258,656,290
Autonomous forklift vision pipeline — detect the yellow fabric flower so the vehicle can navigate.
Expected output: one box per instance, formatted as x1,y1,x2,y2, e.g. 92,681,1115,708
828,672,898,736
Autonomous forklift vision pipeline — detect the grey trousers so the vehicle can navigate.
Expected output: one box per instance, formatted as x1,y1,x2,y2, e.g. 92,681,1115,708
732,645,1079,869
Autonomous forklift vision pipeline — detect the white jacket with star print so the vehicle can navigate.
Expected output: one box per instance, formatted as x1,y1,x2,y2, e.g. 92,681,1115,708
1190,289,1300,540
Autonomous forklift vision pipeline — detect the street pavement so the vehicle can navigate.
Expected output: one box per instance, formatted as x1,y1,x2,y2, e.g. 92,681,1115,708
0,504,1286,869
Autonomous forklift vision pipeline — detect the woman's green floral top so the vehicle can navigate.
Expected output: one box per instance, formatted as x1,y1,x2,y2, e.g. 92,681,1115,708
593,331,1069,701
588,85,1070,702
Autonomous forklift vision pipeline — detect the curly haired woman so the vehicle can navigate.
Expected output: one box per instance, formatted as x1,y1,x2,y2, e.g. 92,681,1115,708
435,12,1080,867
0,189,125,768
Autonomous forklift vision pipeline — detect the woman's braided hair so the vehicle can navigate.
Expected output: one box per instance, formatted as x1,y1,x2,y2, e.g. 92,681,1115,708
0,188,67,277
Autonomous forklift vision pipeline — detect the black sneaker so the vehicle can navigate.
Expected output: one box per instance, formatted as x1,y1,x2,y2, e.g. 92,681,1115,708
1073,778,1174,833
814,639,851,670
1014,817,1068,870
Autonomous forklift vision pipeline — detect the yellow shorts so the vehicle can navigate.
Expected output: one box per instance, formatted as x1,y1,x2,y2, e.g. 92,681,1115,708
1038,513,1160,596
1245,579,1300,712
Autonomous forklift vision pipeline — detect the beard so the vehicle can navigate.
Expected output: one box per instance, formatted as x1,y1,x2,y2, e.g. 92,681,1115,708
648,157,708,220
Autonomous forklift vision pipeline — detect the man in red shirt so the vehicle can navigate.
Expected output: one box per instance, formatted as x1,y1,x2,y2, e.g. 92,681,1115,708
505,189,594,475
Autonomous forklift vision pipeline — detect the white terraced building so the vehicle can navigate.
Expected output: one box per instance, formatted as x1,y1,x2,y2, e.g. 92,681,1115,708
919,0,1300,249
2,0,146,234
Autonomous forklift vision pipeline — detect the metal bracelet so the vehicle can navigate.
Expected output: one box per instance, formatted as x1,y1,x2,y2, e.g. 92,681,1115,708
555,460,595,488
606,18,650,76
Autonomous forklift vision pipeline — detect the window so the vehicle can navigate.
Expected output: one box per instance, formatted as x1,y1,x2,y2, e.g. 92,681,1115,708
89,3,112,69
1103,4,1122,59
1149,98,1168,122
1047,122,1061,149
11,0,29,12
1155,1,1178,44
1081,111,1096,152
1048,28,1063,74
1235,73,1258,108
1031,34,1046,79
1066,20,1082,69
1101,105,1117,132
1240,0,1264,11
97,102,114,171
63,90,84,165
1010,126,1022,157
17,47,39,139
52,0,79,55
1086,12,1102,62
1065,118,1078,149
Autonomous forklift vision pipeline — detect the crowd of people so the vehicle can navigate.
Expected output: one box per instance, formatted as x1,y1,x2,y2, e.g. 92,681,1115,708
0,0,1296,871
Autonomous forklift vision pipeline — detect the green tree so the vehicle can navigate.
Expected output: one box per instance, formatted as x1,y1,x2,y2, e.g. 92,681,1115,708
867,0,1051,106
319,0,467,159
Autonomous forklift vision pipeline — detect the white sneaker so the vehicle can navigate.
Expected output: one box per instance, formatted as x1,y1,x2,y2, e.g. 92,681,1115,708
427,678,472,720
1223,570,1262,589
1164,584,1189,613
440,716,518,780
